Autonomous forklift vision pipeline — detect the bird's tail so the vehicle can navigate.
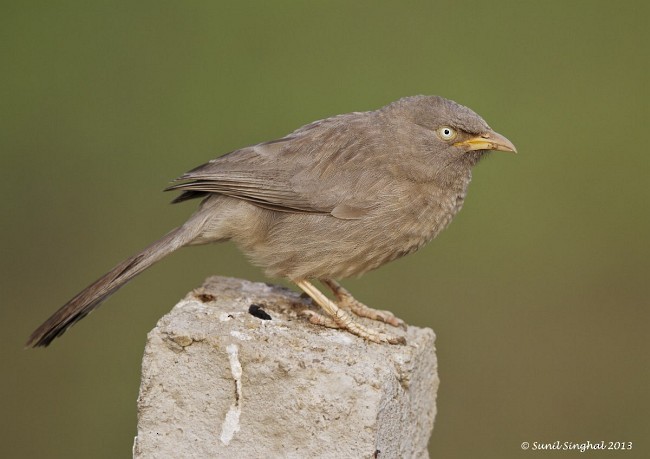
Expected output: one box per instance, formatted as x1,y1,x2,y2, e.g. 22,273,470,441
26,220,203,348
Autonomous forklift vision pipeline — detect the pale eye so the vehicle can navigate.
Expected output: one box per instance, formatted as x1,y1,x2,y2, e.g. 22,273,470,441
437,126,457,141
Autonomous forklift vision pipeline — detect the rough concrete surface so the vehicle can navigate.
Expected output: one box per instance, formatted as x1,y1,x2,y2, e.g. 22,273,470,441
133,276,438,459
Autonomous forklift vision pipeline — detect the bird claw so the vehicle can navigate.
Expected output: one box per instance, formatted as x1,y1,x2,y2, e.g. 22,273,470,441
300,309,340,329
354,306,407,330
322,280,408,330
365,331,407,345
296,280,407,345
299,307,406,345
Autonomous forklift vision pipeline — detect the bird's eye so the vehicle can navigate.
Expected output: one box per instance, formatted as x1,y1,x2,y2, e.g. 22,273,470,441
437,126,457,141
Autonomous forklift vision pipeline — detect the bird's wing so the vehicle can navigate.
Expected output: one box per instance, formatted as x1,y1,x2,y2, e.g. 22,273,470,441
166,113,386,219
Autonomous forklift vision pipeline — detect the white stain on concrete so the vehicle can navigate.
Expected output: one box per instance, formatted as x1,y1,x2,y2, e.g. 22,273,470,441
220,344,243,445
230,330,251,341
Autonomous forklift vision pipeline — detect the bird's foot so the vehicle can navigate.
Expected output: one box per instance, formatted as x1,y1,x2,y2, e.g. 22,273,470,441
295,280,406,345
300,309,339,329
321,279,407,329
299,309,404,344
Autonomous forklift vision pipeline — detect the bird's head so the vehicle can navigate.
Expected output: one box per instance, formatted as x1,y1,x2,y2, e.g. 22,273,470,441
386,95,516,171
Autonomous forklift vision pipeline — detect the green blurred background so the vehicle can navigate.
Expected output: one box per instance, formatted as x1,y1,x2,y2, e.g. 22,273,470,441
2,1,648,457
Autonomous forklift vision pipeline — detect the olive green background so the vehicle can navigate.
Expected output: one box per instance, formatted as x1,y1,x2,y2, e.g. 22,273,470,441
2,1,648,458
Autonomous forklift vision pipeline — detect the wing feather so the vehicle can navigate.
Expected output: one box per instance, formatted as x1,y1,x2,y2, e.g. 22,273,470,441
166,111,385,218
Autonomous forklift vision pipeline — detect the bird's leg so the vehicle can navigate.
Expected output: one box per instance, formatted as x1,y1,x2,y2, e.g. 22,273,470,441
294,280,405,345
321,279,407,329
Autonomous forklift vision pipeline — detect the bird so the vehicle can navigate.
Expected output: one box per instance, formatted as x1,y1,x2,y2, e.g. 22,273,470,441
26,95,516,348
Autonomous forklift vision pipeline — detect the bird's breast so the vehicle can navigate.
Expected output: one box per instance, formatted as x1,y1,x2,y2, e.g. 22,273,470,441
377,178,470,259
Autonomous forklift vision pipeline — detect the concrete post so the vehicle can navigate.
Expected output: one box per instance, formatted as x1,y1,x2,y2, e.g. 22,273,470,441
133,276,438,458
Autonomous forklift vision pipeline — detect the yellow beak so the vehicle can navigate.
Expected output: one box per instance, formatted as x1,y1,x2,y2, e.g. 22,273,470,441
454,130,517,153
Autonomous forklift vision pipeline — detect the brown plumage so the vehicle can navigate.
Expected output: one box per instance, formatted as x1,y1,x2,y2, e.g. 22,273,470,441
27,95,516,347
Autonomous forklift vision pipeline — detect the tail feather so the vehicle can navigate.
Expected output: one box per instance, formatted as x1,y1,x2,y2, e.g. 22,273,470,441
26,224,198,348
